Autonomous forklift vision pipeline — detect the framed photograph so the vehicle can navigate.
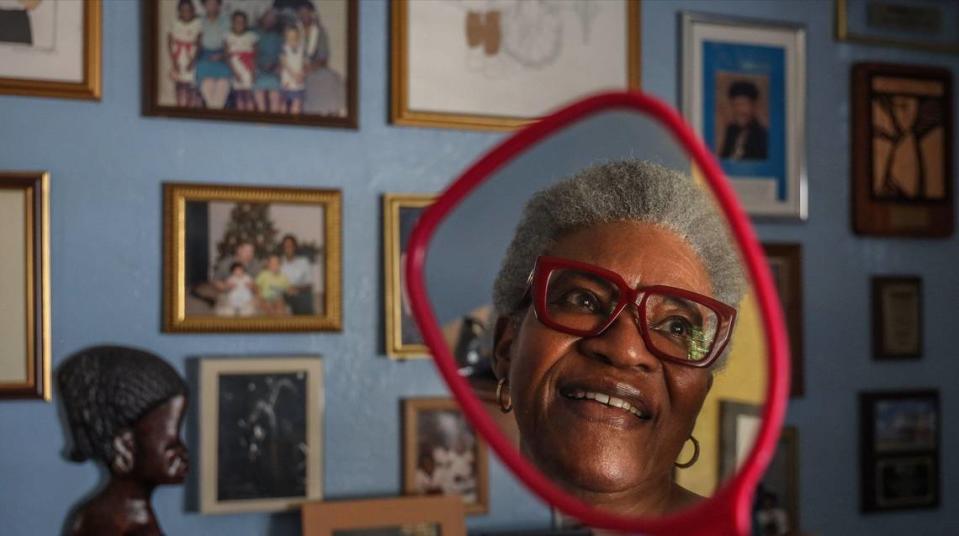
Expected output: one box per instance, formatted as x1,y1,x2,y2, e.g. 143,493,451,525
163,183,342,333
860,390,939,512
835,0,959,54
302,495,466,536
762,243,804,396
852,63,953,237
681,12,807,220
143,0,357,128
390,0,641,131
403,398,489,515
0,172,50,400
872,276,922,359
383,194,436,358
0,0,100,99
200,356,324,513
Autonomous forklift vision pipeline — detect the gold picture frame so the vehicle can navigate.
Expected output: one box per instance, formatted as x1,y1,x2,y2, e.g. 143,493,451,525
163,183,342,332
302,495,466,536
390,0,641,131
384,193,436,358
199,356,324,513
0,0,101,100
835,0,959,54
403,398,489,515
0,172,50,401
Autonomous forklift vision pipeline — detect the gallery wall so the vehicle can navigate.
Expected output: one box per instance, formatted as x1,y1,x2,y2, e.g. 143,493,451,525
0,1,957,535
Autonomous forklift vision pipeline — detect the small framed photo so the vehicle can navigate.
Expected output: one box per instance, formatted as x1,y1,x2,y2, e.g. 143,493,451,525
835,0,959,54
383,194,436,358
681,12,807,220
301,495,466,536
390,0,640,131
762,243,804,396
143,0,357,128
852,63,953,237
0,0,100,100
163,183,342,333
860,390,939,512
199,356,324,513
872,276,922,359
403,398,489,515
0,172,50,400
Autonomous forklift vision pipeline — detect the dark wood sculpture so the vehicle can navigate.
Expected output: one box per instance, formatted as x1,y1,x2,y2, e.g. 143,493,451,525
57,346,188,536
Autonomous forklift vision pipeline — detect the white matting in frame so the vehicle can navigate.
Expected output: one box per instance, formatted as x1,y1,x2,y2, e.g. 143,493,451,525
682,12,807,220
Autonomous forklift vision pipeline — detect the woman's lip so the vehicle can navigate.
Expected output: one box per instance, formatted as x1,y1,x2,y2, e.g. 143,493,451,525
557,379,655,421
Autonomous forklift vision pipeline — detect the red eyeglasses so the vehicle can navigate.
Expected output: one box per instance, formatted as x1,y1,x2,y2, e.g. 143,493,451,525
526,256,737,368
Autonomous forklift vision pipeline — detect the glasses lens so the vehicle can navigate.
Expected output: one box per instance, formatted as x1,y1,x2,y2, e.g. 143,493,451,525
544,268,620,332
643,292,720,362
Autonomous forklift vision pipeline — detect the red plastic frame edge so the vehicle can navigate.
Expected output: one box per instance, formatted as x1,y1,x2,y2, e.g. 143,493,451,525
405,91,790,536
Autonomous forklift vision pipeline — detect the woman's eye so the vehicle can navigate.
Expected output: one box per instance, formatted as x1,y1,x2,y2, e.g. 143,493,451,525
657,316,693,337
556,289,602,312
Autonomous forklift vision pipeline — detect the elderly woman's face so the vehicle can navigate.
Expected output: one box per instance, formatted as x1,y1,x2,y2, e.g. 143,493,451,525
495,221,714,501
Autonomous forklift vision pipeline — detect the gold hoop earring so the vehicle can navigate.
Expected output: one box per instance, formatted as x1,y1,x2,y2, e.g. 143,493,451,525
496,378,512,413
674,435,700,469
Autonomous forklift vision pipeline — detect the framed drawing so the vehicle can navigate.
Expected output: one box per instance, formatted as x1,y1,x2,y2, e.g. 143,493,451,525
384,193,435,358
836,0,959,54
163,183,342,332
681,12,807,219
0,172,50,400
852,63,953,237
403,398,489,515
860,390,939,512
762,243,804,396
0,0,100,99
390,0,641,130
872,276,922,359
143,0,357,128
302,495,466,536
200,356,324,513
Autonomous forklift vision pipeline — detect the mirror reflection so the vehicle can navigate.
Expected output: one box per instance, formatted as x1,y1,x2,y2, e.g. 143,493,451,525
424,111,767,518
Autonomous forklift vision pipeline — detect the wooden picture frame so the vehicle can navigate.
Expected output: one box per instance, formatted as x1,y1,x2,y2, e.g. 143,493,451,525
163,183,342,333
762,243,804,396
872,276,922,359
718,399,761,482
0,0,101,100
383,194,436,358
143,0,358,128
403,398,489,515
302,495,466,536
390,0,641,131
199,356,324,513
835,0,959,54
0,172,50,400
753,426,800,535
860,389,939,512
852,63,953,237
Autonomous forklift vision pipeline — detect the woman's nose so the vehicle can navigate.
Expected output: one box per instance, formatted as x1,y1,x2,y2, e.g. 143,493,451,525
579,306,662,372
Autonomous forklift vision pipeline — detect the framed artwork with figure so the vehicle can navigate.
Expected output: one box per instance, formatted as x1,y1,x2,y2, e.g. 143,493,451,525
0,0,100,99
681,12,807,220
143,0,357,128
852,63,953,237
390,0,641,130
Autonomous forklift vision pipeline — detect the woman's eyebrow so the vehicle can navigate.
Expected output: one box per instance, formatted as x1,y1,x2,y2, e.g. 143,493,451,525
652,295,704,323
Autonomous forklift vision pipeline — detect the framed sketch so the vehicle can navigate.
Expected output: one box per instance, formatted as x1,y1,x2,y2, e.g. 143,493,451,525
852,63,953,237
681,12,807,220
0,172,50,400
762,243,804,396
143,0,357,128
860,390,939,512
0,0,100,99
390,0,641,130
403,398,489,515
872,276,922,359
383,194,435,358
835,0,959,54
302,495,466,536
163,183,342,332
200,356,324,513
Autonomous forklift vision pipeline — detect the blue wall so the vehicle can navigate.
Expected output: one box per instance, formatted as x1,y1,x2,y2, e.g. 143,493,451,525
0,1,956,535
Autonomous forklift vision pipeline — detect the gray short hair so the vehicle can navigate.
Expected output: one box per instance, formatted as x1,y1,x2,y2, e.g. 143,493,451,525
492,159,746,322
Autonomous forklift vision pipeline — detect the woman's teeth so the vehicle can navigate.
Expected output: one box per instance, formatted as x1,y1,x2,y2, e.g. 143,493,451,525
567,389,648,419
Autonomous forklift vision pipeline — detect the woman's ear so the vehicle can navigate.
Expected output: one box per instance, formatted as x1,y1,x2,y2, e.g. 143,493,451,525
111,430,136,476
492,315,517,381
